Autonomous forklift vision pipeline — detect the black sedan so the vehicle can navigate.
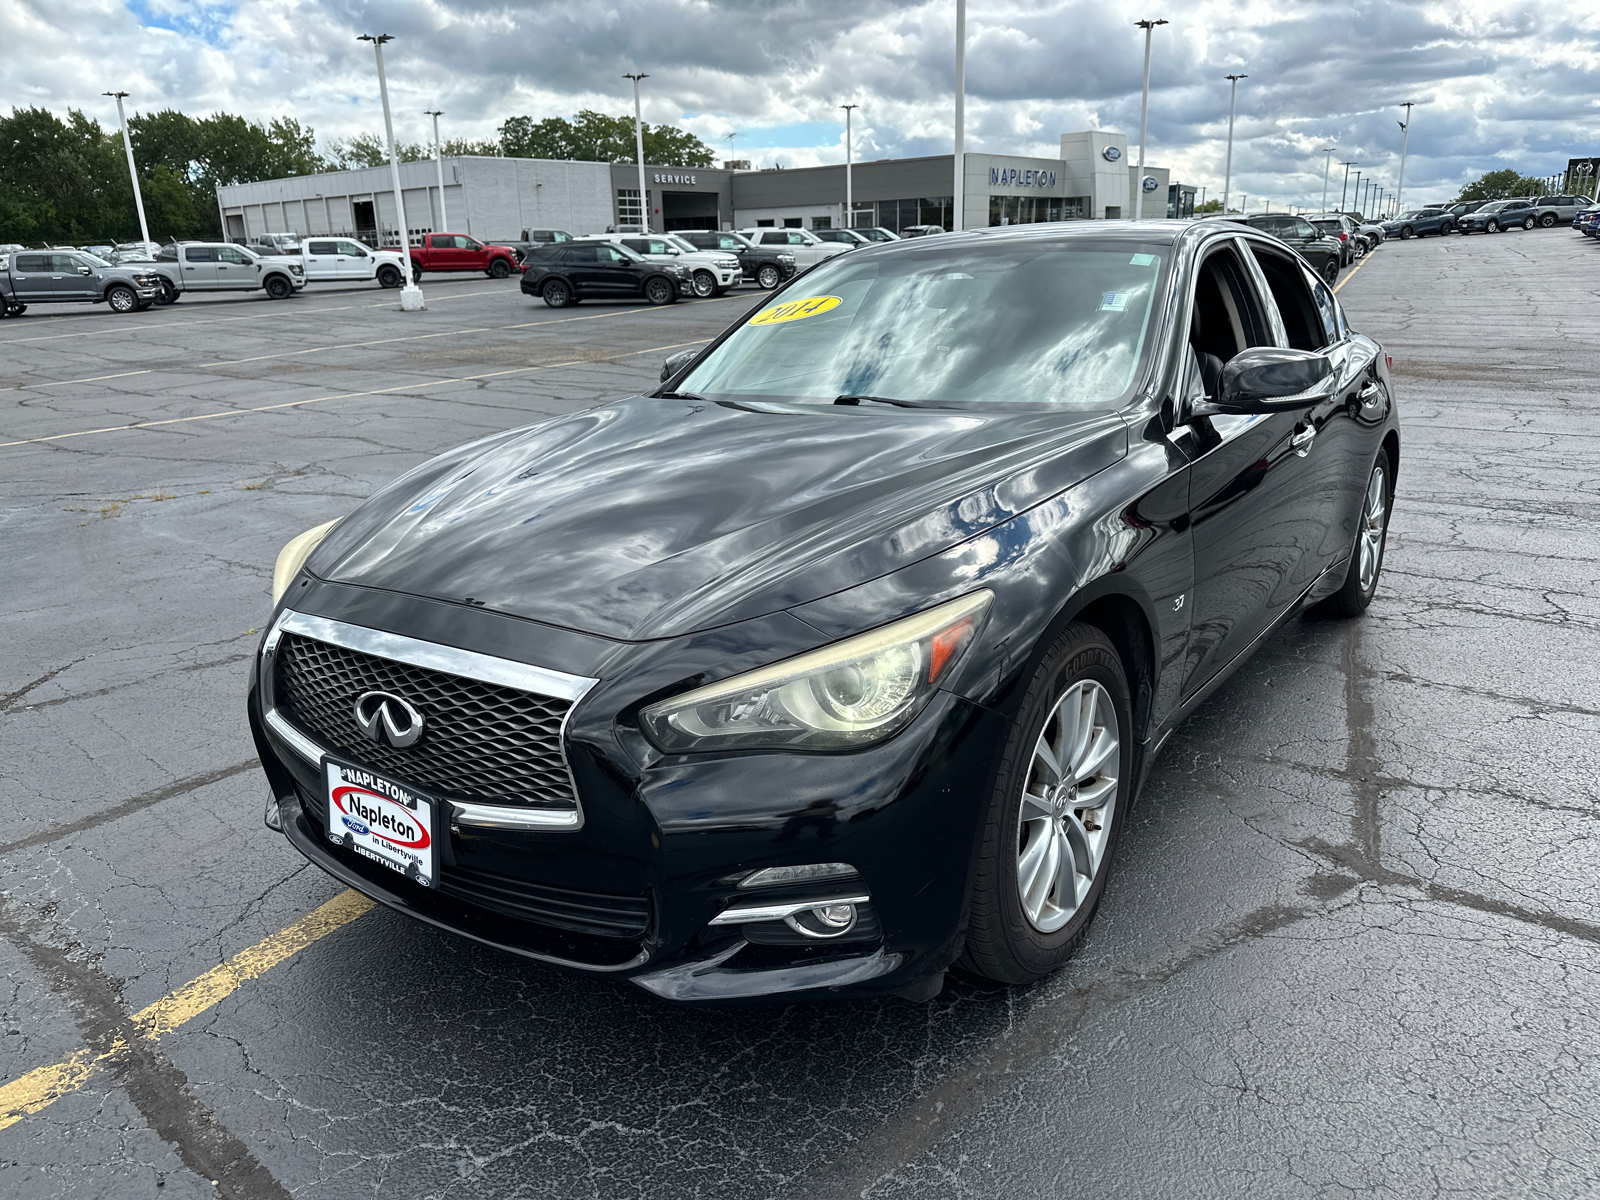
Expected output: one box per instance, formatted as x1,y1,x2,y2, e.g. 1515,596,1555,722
519,241,688,307
251,221,1399,1003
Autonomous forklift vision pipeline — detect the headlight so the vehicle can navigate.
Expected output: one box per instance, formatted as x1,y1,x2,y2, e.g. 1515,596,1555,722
640,592,991,754
289,264,304,275
779,253,796,263
271,520,338,606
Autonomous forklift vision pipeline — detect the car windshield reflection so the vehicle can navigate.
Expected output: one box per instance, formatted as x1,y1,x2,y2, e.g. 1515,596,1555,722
680,240,1168,410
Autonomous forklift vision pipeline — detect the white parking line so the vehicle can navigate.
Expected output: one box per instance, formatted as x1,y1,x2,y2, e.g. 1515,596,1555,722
0,370,154,393
0,339,710,450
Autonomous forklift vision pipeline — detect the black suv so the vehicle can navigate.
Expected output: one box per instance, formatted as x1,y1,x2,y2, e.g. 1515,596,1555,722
519,242,688,307
1212,214,1342,284
677,230,798,290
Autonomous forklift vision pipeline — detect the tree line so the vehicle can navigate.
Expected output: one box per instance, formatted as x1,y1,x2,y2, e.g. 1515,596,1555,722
0,106,717,246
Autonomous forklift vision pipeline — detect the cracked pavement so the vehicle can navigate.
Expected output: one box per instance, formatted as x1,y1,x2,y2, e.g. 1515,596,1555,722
1,234,1597,1198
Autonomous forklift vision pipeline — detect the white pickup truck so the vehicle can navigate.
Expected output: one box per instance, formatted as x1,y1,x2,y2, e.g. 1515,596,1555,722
297,238,410,288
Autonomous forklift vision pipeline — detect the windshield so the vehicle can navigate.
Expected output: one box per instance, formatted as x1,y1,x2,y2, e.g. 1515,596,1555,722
679,240,1168,410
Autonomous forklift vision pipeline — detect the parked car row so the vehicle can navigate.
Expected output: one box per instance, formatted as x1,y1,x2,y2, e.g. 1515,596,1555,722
1572,202,1600,238
1373,195,1593,241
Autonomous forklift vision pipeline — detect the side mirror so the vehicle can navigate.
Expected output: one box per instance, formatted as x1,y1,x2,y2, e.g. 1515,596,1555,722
1199,347,1335,415
660,349,699,383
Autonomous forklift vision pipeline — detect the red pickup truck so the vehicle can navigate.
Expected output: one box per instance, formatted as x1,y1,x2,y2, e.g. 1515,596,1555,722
408,233,521,280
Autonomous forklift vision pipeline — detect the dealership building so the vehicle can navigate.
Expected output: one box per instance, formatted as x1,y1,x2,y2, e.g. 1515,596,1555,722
216,129,1195,245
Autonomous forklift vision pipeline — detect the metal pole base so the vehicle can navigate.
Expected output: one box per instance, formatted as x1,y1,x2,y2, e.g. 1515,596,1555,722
398,283,426,312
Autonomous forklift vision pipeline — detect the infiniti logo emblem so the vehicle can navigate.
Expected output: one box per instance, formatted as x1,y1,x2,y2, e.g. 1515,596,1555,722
354,691,425,748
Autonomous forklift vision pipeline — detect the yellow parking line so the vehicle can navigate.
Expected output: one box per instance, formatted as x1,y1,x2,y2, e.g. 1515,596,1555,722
1332,251,1373,294
0,890,374,1132
0,339,711,449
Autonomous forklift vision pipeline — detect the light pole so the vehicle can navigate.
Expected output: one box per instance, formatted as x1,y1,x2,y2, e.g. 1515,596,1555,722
624,73,650,232
1319,146,1336,213
1395,101,1417,214
358,34,424,310
1133,19,1168,221
1222,73,1247,215
104,92,152,247
841,104,858,230
1352,169,1363,216
1338,161,1356,211
953,0,966,231
1198,185,1206,215
425,109,448,232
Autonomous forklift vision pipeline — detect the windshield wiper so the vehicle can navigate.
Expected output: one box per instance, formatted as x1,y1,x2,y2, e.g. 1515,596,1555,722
658,390,709,401
834,394,943,408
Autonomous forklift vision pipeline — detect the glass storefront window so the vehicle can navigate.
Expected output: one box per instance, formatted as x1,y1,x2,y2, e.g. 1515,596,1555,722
877,197,955,233
616,188,651,227
988,195,1088,226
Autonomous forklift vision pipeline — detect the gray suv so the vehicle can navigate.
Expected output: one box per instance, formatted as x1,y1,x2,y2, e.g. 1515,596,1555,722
0,249,162,316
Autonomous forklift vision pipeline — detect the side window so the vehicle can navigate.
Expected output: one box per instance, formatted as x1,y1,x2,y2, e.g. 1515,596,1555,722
335,241,367,256
1291,218,1318,239
183,247,216,262
1189,244,1272,372
1249,244,1324,351
648,240,673,254
1304,269,1340,345
561,245,597,264
787,232,809,245
760,231,785,245
552,231,571,242
621,239,650,254
718,236,742,250
53,253,85,272
308,240,338,255
601,246,630,263
218,247,252,264
429,235,451,249
462,238,482,250
13,253,48,272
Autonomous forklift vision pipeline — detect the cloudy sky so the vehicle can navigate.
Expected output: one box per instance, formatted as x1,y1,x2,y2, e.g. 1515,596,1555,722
6,0,1598,209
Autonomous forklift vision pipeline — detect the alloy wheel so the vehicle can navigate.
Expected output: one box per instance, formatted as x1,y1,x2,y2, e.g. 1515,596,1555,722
1358,463,1388,592
1015,679,1120,933
107,286,136,313
757,265,781,289
1487,220,1500,233
692,270,716,298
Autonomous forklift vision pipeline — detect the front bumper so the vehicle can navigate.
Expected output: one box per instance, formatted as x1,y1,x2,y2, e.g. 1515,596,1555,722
248,610,1008,1002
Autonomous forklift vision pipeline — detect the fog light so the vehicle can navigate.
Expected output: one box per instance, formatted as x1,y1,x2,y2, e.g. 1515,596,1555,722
814,903,856,928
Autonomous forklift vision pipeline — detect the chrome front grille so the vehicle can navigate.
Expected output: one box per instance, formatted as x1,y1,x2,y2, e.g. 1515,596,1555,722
272,628,580,813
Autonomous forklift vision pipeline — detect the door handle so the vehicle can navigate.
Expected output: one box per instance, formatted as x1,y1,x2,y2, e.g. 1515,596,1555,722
1289,426,1316,456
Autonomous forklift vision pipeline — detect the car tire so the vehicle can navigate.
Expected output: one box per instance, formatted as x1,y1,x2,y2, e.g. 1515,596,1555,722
1486,219,1500,233
691,270,717,299
154,278,179,306
1400,225,1414,240
1540,213,1557,228
959,622,1133,985
1522,217,1535,231
756,264,782,290
106,284,139,313
1323,449,1393,618
1321,258,1339,286
376,265,402,288
541,279,573,308
4,303,25,317
644,277,676,306
1441,221,1454,235
489,258,512,279
264,275,292,300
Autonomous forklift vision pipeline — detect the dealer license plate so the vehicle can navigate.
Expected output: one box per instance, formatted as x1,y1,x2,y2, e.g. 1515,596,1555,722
324,758,437,888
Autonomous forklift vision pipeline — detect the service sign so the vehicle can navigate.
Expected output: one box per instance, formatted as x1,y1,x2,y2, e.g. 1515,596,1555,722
325,759,436,887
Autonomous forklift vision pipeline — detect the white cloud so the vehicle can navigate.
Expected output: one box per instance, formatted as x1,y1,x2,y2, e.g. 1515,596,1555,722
4,0,1597,207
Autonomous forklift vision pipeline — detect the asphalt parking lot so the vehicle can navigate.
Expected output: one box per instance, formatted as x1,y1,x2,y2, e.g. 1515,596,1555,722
2,231,1598,1198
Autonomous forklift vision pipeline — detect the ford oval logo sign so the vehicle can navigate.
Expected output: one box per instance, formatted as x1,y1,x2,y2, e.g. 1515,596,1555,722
1142,175,1160,192
1102,145,1123,162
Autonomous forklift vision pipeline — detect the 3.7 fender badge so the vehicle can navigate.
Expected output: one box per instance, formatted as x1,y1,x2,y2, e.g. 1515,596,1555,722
749,295,843,326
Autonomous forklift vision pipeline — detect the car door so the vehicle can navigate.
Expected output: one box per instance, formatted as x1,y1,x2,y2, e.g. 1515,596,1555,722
1247,238,1385,581
336,240,374,279
1179,237,1330,697
426,234,460,270
215,246,258,290
559,245,611,296
180,246,219,289
52,253,98,300
596,245,644,295
302,240,337,281
7,253,55,302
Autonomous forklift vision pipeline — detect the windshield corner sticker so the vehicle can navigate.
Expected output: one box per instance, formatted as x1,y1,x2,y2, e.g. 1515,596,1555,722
1129,253,1158,266
750,295,843,326
1100,292,1130,312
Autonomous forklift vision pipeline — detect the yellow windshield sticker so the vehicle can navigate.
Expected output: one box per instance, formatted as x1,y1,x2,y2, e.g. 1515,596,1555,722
749,295,843,325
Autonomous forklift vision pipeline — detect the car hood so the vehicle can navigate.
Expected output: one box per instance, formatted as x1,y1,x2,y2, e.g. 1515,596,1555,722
314,396,1128,641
